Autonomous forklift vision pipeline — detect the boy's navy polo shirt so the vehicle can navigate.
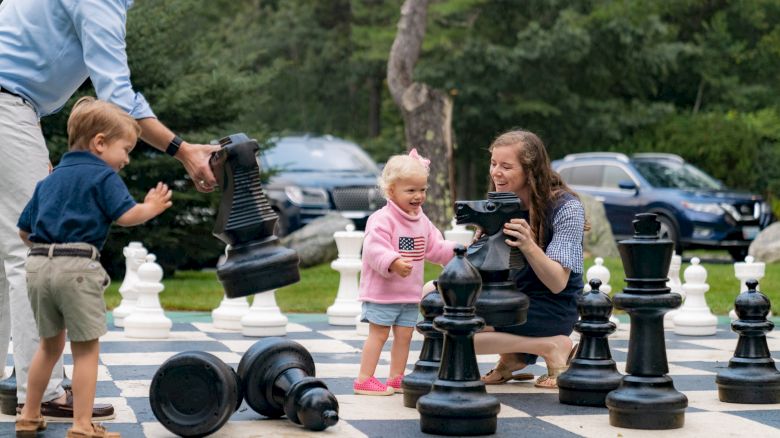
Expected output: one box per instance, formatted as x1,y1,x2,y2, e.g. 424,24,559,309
17,151,136,250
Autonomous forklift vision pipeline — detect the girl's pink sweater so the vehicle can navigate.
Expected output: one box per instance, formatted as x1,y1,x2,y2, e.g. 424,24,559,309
358,200,456,304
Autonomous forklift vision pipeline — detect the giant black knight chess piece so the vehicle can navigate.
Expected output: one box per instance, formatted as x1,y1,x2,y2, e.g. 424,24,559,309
210,133,300,297
0,368,16,415
238,338,339,431
558,279,622,407
417,246,500,435
605,213,687,429
716,279,780,403
454,192,529,326
402,289,444,408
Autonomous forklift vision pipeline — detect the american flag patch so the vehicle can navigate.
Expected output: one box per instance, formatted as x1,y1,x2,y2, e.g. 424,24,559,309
399,236,425,261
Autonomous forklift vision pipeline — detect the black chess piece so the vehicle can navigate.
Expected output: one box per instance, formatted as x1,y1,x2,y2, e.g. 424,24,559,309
716,279,780,403
238,338,339,431
605,213,687,429
150,351,243,437
62,368,72,391
454,192,530,326
210,133,300,298
558,278,622,407
417,245,501,436
0,368,16,416
402,288,444,408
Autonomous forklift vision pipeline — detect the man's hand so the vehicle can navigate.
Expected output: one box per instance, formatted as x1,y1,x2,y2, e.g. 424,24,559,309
389,257,413,277
144,182,173,215
176,142,222,192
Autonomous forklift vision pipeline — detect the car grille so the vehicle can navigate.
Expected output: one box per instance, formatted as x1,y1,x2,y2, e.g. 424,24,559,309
331,186,386,211
728,201,760,222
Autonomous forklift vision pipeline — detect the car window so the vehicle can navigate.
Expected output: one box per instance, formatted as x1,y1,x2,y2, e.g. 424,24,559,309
566,165,603,187
263,140,379,173
633,160,722,190
602,165,632,189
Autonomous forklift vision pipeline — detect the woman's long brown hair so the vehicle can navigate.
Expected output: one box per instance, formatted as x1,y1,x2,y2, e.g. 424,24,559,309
488,130,588,247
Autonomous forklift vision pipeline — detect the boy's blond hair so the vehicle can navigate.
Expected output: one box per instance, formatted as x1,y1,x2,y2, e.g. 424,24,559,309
378,151,430,198
67,96,141,151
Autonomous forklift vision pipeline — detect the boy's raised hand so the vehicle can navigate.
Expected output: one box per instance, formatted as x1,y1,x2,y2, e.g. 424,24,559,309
145,182,173,215
390,257,413,278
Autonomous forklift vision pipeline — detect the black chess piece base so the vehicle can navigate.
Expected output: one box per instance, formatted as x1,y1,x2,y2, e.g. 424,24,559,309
475,278,529,327
717,358,780,403
558,358,623,407
0,369,16,416
218,240,300,298
417,380,500,436
606,375,687,429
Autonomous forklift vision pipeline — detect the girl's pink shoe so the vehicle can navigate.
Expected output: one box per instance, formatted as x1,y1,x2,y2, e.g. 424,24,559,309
386,375,404,393
353,376,394,396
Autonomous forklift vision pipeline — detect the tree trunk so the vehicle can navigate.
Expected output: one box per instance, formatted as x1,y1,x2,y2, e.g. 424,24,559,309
387,0,454,230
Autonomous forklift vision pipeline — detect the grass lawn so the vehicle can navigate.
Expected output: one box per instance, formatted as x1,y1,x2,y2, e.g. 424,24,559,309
105,257,780,315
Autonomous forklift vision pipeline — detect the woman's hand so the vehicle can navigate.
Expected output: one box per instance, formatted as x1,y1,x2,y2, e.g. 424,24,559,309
503,218,536,252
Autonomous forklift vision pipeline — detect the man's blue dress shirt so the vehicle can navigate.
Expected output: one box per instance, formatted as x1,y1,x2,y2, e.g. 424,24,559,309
0,0,154,119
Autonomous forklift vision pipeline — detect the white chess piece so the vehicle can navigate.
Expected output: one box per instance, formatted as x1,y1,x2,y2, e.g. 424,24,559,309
327,224,364,325
444,217,474,247
211,245,250,330
673,257,717,336
113,242,147,327
664,254,684,328
241,289,288,337
124,254,172,338
730,255,768,320
584,257,620,328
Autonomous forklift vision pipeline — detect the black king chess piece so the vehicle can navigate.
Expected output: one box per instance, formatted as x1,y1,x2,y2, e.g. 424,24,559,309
417,245,500,435
716,279,780,403
402,289,444,408
209,133,300,298
558,278,622,407
454,191,530,326
605,213,687,429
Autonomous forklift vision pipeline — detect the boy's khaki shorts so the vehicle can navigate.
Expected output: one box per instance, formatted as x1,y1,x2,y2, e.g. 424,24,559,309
26,243,110,342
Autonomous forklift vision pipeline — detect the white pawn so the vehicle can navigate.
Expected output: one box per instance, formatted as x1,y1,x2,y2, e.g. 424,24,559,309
241,289,288,337
444,217,474,247
673,257,717,336
124,254,172,339
730,255,768,320
211,246,250,330
113,242,148,327
664,254,684,328
584,257,620,328
327,224,365,325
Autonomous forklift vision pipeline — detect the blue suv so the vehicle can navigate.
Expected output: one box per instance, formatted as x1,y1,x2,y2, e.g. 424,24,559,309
552,152,774,260
258,135,386,236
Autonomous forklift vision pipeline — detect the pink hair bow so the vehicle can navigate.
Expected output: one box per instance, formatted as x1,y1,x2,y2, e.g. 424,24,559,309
409,148,430,169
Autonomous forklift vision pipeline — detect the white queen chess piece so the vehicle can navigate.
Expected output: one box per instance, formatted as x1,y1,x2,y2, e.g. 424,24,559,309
327,224,365,325
124,254,172,338
730,255,768,320
444,217,474,247
240,289,288,337
113,241,147,327
664,254,684,328
673,257,717,336
584,257,620,328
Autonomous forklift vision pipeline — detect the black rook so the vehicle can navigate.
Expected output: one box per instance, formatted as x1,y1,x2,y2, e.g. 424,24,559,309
605,213,687,429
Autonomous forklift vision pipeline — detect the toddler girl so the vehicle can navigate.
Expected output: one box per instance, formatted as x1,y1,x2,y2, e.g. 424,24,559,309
354,149,456,395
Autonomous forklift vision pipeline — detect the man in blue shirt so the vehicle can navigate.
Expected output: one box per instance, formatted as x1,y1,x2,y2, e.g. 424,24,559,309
0,0,220,420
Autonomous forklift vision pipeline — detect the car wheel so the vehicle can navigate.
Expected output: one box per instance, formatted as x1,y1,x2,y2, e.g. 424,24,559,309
657,215,681,254
728,247,749,262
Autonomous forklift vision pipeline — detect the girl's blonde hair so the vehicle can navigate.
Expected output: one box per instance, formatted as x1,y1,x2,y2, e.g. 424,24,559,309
378,151,430,198
67,96,141,151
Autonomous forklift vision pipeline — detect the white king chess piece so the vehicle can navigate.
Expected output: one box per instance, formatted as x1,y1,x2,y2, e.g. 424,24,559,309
241,289,288,337
327,224,365,325
113,241,147,328
211,245,250,330
124,254,172,338
444,217,474,247
673,257,717,336
584,257,620,328
664,254,684,328
730,255,769,320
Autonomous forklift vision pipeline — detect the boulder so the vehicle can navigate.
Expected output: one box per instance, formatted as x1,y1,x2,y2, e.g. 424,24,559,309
578,193,619,259
749,222,780,263
281,214,353,268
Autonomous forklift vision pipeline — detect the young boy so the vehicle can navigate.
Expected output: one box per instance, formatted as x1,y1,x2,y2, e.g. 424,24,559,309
15,97,173,438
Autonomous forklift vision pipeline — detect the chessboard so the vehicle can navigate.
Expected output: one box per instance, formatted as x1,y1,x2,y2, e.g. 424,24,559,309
2,314,779,437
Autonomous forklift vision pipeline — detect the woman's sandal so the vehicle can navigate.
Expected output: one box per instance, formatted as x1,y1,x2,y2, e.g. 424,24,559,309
15,415,47,437
481,361,534,385
533,342,579,390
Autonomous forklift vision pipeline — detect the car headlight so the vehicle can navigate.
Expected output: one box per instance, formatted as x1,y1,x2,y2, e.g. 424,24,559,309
681,201,723,216
284,186,329,206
